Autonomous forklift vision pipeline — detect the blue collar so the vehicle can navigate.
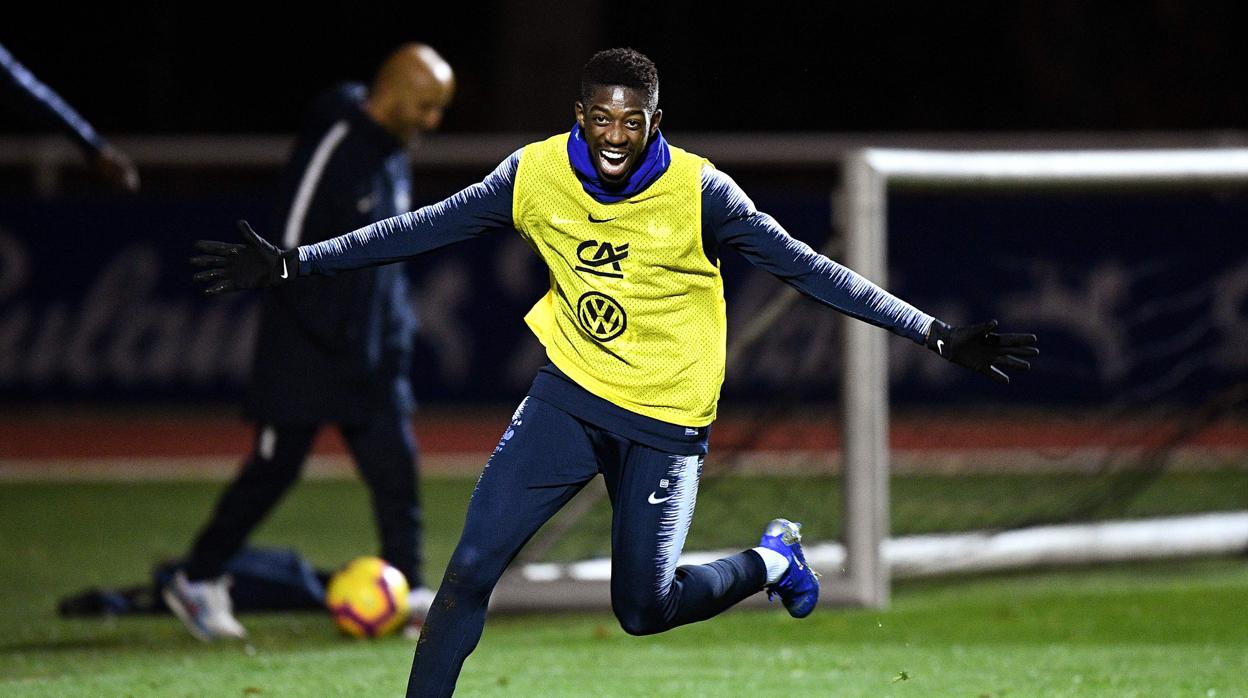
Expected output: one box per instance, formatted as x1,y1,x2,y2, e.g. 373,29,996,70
567,123,671,204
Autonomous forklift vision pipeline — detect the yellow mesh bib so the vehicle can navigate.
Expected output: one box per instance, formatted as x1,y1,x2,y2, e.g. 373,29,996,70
513,133,726,426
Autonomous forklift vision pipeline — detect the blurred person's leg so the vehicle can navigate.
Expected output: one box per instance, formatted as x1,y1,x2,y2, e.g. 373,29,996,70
341,411,423,588
182,424,318,580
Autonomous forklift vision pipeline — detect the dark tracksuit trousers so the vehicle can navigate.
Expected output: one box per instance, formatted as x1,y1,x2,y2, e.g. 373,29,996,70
407,396,765,697
183,411,424,588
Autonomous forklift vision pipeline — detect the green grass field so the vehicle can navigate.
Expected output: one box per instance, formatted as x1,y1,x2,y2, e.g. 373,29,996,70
2,476,1246,697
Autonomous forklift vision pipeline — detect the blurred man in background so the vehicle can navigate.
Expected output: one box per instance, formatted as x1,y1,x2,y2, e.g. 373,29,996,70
165,43,454,642
1,41,139,192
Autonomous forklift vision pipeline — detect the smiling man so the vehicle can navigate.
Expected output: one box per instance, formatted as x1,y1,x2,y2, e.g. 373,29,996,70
191,48,1037,696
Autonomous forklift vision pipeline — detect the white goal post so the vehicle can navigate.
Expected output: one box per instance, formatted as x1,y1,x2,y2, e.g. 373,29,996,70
838,147,1248,607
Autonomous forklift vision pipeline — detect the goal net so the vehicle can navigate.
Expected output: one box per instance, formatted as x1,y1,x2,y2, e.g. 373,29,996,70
832,148,1248,605
492,147,1248,610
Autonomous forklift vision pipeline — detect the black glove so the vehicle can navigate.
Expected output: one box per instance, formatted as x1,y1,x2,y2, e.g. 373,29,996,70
926,319,1038,384
190,220,297,295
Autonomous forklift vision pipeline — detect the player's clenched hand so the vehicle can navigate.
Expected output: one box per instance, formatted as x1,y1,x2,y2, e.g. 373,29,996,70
190,220,296,295
925,319,1037,384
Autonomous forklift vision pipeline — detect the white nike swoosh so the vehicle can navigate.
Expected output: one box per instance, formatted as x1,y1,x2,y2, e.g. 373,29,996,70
648,492,672,505
280,258,289,279
936,339,945,356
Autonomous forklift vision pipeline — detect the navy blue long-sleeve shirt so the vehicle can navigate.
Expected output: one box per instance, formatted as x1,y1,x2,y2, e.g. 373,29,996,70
299,147,934,451
302,149,933,339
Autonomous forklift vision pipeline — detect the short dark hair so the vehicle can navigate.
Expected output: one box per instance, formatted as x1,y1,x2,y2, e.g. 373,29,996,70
580,48,659,112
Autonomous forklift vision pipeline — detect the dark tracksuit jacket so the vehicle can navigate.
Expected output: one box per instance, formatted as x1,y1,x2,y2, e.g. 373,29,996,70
246,83,417,423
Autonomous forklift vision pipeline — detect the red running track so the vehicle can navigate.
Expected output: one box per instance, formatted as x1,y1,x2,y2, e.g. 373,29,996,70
2,409,1245,459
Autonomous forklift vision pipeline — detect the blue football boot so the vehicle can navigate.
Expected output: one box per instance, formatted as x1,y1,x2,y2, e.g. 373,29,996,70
758,518,820,618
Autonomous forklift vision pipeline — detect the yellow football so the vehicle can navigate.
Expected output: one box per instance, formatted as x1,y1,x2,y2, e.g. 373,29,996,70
325,556,411,638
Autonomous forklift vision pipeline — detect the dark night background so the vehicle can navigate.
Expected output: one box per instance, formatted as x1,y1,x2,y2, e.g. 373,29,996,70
3,2,1248,137
1,2,1246,411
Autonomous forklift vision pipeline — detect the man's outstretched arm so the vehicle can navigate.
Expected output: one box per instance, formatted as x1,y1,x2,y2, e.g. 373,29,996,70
0,42,139,192
190,150,521,295
703,166,1037,383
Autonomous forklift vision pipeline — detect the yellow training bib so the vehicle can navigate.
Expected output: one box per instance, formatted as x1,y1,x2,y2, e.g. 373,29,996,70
512,133,726,426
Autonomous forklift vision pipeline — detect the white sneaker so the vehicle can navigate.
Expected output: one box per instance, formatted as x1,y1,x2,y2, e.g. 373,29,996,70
162,571,248,642
402,586,436,640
